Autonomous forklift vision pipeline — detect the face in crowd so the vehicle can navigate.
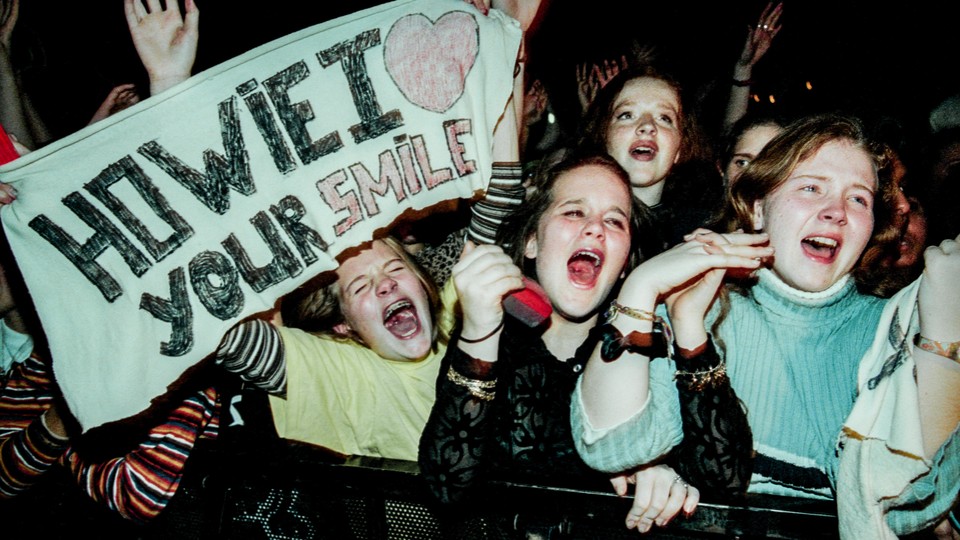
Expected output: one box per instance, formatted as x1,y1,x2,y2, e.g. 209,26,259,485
524,163,633,321
751,139,877,292
333,239,434,361
604,76,683,202
724,123,783,184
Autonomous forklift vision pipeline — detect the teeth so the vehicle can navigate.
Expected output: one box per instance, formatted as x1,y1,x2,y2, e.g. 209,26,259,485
805,236,838,248
631,147,653,155
575,250,602,267
384,300,411,320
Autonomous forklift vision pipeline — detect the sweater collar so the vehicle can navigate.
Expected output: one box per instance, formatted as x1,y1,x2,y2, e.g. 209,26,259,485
751,268,858,319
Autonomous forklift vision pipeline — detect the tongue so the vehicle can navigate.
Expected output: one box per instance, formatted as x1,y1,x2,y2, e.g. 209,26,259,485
385,308,419,338
568,256,600,286
802,240,836,260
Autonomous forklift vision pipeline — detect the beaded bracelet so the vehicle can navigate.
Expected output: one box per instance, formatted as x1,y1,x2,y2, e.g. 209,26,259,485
446,367,496,401
914,334,960,362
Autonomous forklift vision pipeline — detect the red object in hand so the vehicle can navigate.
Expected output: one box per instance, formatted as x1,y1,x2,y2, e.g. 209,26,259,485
0,124,19,165
504,277,552,327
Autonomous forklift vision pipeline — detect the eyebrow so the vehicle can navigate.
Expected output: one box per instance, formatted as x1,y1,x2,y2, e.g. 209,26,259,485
558,199,629,217
343,257,405,293
791,174,876,193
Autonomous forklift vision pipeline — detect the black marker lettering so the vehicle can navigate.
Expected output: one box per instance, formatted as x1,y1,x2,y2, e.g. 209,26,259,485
269,195,329,266
238,79,297,174
189,250,244,320
318,29,403,144
222,212,302,293
140,267,193,357
28,191,151,302
264,62,343,165
85,156,193,262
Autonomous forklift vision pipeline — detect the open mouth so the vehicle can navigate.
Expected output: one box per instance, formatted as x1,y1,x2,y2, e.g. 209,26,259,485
567,249,604,287
629,141,658,161
382,299,421,339
801,236,840,263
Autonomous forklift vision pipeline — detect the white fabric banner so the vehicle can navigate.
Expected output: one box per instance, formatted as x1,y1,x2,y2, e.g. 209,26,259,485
0,0,520,431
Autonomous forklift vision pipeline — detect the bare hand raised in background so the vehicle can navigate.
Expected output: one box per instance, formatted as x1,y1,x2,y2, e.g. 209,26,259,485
124,0,199,96
736,2,782,74
87,84,141,125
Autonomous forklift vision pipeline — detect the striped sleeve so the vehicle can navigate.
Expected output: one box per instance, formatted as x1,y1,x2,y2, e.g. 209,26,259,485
62,387,220,523
0,355,69,498
468,162,525,246
214,319,286,394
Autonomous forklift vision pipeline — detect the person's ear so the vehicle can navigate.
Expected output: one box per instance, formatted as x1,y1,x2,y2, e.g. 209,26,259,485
333,322,352,336
752,200,765,231
524,234,538,260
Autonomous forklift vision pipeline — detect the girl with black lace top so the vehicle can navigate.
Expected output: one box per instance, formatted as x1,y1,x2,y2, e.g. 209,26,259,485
419,152,752,533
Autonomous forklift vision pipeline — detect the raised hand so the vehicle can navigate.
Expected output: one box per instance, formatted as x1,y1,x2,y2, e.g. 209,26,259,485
611,464,700,533
576,62,599,115
88,84,141,125
737,2,783,71
452,242,523,358
124,0,199,96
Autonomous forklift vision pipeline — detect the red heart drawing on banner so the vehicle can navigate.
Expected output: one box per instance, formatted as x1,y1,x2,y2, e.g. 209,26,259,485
384,12,479,113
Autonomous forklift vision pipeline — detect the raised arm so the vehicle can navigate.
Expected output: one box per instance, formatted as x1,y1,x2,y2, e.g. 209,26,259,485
124,0,199,96
418,243,522,504
722,2,782,133
579,232,769,431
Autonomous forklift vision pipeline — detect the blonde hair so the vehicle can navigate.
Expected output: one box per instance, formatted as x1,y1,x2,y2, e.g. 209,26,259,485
280,236,446,346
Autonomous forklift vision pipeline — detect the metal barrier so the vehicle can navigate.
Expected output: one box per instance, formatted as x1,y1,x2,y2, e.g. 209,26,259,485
1,441,841,539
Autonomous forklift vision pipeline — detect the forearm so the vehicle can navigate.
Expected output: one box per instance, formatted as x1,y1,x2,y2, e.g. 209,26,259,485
671,338,753,498
722,64,753,133
63,387,219,523
215,319,286,394
916,350,960,458
579,293,658,430
0,414,70,498
418,344,498,504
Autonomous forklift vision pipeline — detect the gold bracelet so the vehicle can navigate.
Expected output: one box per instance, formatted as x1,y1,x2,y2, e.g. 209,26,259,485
914,334,960,362
446,367,496,401
674,362,728,392
605,302,662,325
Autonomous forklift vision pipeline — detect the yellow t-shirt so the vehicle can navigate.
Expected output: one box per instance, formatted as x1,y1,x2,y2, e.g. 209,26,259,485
268,281,456,461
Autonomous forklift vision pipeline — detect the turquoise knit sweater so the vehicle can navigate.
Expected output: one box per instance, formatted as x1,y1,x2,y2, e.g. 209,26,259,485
573,269,959,532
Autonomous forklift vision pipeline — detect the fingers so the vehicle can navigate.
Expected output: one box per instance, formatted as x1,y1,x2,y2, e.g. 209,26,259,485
0,182,16,205
610,475,629,497
653,475,695,527
184,0,199,29
123,0,142,26
144,0,162,14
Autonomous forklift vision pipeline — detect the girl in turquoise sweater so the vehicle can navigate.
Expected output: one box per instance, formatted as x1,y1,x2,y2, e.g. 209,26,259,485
573,115,960,537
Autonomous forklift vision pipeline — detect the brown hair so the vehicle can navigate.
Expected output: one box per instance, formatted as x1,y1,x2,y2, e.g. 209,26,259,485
721,114,887,237
579,66,702,166
280,236,446,346
497,151,661,277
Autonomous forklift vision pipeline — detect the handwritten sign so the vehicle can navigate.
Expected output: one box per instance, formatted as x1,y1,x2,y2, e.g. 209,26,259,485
0,0,521,430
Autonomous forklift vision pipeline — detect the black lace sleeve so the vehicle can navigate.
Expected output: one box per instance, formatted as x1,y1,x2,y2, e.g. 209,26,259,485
418,341,498,505
670,338,753,499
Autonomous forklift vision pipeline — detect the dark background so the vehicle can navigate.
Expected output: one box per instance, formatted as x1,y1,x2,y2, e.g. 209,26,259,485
12,1,959,145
